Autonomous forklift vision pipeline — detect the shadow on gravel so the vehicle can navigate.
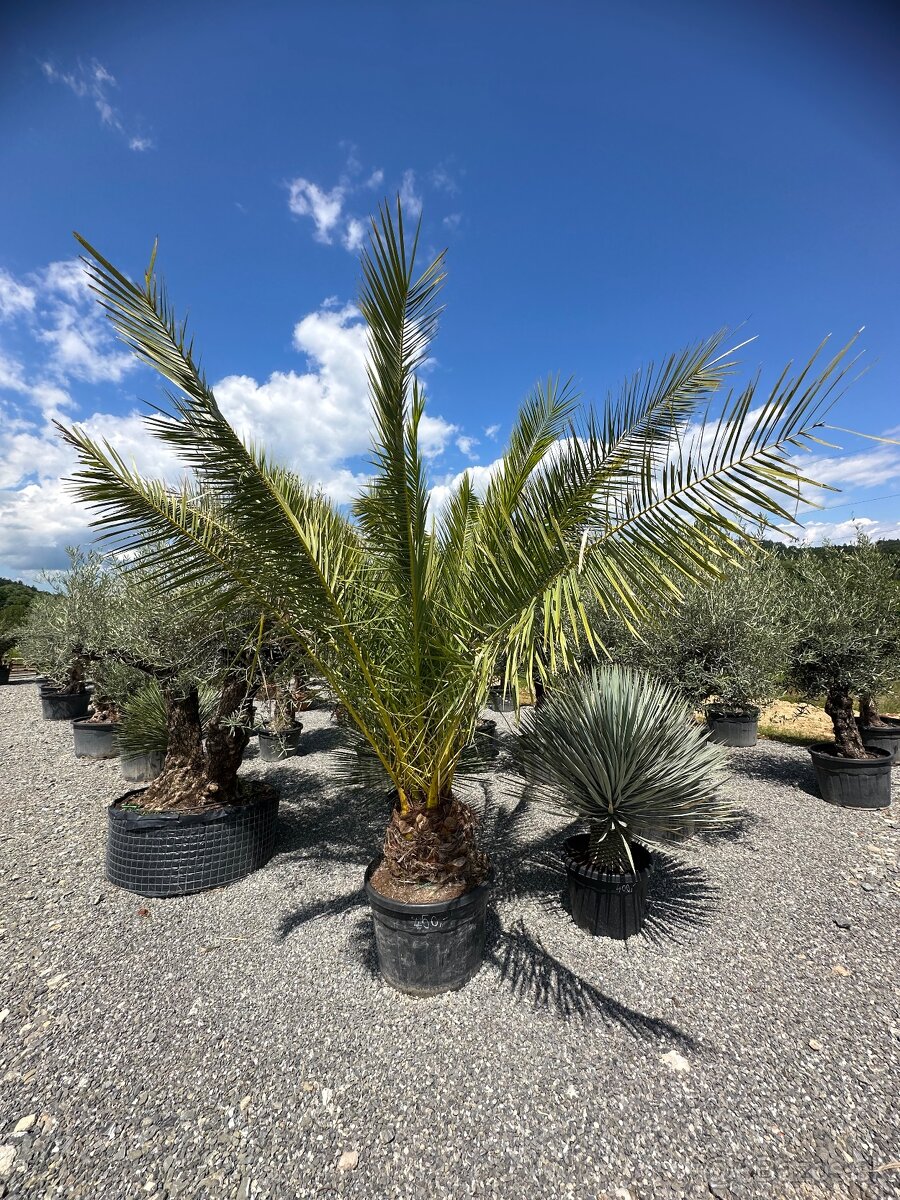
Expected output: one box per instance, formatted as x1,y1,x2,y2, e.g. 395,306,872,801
696,808,761,843
728,750,820,798
300,725,346,755
276,769,708,1044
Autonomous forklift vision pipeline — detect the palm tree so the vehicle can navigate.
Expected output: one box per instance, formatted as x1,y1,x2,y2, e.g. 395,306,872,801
59,200,855,895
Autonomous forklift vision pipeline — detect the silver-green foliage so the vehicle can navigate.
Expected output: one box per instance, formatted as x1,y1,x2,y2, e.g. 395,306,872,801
519,665,732,869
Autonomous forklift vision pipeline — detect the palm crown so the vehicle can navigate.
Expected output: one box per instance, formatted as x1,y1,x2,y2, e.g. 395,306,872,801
60,199,853,885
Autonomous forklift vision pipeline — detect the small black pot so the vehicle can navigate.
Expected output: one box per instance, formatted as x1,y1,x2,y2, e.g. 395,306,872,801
0,665,10,685
706,708,759,748
489,689,516,714
40,689,91,721
809,743,893,808
72,719,120,758
106,786,279,897
364,860,492,996
121,752,165,783
857,716,900,765
257,723,304,761
562,835,653,939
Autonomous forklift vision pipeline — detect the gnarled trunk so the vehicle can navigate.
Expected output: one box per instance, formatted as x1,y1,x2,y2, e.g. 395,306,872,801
825,689,868,758
138,676,254,812
859,692,886,728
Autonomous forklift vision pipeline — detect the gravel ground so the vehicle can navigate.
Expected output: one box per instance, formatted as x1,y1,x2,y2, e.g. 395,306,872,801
1,680,898,1200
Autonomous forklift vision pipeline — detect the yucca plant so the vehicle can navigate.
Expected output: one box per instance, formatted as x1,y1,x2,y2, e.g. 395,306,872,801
59,200,854,894
519,666,732,872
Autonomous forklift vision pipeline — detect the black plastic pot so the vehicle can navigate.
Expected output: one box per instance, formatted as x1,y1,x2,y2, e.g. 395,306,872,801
257,723,304,761
106,786,279,897
808,743,893,808
0,665,10,685
489,689,516,714
40,689,91,721
121,752,165,783
72,719,120,758
364,860,492,996
706,709,759,747
858,716,900,765
562,835,653,939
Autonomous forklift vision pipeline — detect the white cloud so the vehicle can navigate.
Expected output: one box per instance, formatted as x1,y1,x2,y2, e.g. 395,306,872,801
343,218,366,252
366,169,384,189
419,414,457,458
794,445,900,490
484,423,500,440
442,213,462,232
40,58,153,151
287,179,346,244
429,458,504,515
456,435,479,459
771,516,900,546
430,164,461,195
35,260,136,384
0,270,36,320
399,169,423,218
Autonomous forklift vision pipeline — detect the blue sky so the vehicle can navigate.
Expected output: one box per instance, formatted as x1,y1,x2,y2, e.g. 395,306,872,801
2,0,900,580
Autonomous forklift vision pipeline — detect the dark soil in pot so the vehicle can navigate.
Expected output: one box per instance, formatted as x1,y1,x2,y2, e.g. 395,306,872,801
706,708,759,748
857,716,900,765
121,752,166,783
41,689,91,721
106,783,279,897
562,835,653,939
72,718,120,758
808,743,893,808
257,723,304,761
364,859,492,996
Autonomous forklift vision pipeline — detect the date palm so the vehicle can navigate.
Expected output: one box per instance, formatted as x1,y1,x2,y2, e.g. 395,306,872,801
60,200,854,890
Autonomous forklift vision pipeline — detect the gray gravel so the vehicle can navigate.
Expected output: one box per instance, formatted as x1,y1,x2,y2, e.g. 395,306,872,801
1,679,898,1200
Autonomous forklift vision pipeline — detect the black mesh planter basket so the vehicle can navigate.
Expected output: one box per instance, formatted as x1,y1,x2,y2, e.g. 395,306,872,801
257,724,304,761
41,689,91,721
563,835,653,939
706,709,759,748
106,787,279,897
808,743,893,808
364,860,492,996
858,716,900,765
72,719,120,758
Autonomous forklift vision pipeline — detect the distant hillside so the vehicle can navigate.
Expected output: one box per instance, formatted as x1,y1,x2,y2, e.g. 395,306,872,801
0,577,40,630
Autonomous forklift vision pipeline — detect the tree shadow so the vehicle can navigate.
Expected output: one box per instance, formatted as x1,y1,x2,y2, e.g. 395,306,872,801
696,809,761,844
299,724,346,755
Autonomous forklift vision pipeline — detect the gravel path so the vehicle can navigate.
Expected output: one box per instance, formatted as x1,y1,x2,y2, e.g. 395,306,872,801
1,680,898,1200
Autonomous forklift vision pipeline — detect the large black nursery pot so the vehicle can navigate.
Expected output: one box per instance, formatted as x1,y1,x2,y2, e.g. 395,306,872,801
72,718,120,759
563,834,653,939
40,688,91,721
364,860,492,996
857,716,900,765
706,707,759,748
0,665,10,685
808,743,893,808
257,723,304,761
106,786,279,897
120,752,165,783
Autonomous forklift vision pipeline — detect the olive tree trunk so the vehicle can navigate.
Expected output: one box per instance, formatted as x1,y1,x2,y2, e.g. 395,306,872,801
824,689,868,758
859,692,886,728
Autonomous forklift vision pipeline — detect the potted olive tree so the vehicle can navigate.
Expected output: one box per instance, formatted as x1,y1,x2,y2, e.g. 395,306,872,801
74,559,277,896
787,536,900,805
15,550,114,720
255,652,307,761
519,665,732,937
61,203,855,992
642,548,794,746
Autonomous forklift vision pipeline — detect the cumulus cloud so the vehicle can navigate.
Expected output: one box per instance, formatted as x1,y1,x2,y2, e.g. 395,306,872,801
770,515,900,546
456,435,479,459
40,58,153,151
399,169,423,218
484,423,501,440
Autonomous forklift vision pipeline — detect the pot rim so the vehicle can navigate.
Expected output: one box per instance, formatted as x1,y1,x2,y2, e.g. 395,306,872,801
364,856,492,916
72,717,121,730
808,741,893,764
562,833,653,881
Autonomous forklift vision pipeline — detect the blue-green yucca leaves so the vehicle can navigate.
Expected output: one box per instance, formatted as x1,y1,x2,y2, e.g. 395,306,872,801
519,666,733,870
117,679,218,758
